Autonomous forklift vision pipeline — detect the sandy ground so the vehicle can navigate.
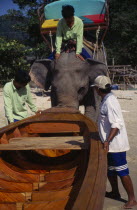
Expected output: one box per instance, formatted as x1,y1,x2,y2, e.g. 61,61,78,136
0,88,137,209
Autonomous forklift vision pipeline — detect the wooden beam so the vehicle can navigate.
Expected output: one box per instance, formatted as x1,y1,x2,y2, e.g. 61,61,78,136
0,136,88,150
25,122,81,134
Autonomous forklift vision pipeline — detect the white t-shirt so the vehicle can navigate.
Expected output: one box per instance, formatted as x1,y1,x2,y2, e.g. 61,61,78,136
98,93,130,153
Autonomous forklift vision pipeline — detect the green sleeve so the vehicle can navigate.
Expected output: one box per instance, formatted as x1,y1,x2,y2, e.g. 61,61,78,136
26,86,37,113
55,20,63,54
3,85,14,123
76,21,84,54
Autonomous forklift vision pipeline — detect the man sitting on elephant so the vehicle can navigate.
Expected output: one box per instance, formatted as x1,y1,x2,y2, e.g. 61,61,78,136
55,5,91,61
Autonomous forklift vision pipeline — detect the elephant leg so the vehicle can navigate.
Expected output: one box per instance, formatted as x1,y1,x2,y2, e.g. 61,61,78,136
93,88,101,122
85,105,96,122
51,87,58,107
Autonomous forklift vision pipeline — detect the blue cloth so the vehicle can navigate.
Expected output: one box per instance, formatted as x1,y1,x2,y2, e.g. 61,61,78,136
48,48,92,60
107,152,129,177
14,119,19,122
81,48,91,59
44,0,106,20
48,50,55,60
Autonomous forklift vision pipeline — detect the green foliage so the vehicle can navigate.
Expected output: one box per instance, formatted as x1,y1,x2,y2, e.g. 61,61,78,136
0,36,50,82
105,0,137,66
32,42,50,58
0,37,31,81
0,0,50,83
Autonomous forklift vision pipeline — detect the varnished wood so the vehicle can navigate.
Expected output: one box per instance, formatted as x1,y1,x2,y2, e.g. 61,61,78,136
25,122,80,134
0,108,107,209
3,151,79,173
24,198,69,210
0,179,33,192
32,187,72,201
13,128,21,138
0,159,40,182
0,203,17,210
0,108,97,135
87,141,107,210
72,138,107,210
0,192,26,202
39,177,75,191
44,167,76,182
0,133,8,144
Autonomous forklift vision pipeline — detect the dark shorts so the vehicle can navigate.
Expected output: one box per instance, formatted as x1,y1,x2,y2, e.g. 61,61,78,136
107,152,129,177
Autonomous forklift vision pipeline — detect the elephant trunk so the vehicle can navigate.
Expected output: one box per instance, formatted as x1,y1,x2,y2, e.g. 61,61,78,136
51,88,79,109
57,94,79,109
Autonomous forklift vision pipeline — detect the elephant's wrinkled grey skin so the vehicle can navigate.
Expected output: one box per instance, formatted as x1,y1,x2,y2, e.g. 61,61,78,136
30,51,108,122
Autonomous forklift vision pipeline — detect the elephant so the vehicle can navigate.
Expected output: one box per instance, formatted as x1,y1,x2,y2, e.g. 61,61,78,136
30,51,108,122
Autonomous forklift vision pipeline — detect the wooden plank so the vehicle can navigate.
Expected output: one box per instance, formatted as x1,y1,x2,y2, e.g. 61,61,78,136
32,187,72,201
24,198,69,210
0,108,98,135
25,122,80,133
44,167,76,182
87,141,107,210
0,192,26,202
0,136,88,150
0,179,33,192
0,203,17,210
0,159,40,183
72,138,107,210
9,136,83,143
72,139,99,210
16,203,23,210
39,177,75,191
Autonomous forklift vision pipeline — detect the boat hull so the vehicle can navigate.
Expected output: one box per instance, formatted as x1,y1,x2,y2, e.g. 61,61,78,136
0,108,107,209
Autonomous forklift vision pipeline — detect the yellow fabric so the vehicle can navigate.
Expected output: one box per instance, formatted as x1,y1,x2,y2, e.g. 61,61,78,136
42,19,59,29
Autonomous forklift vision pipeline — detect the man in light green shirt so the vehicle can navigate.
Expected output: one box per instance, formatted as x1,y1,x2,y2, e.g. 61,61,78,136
55,5,84,61
3,70,38,123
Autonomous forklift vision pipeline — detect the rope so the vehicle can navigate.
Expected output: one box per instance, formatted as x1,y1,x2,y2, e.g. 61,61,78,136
102,42,110,75
93,26,100,60
49,31,54,52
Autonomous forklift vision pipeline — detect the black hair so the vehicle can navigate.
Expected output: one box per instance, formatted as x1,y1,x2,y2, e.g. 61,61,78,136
14,69,31,84
99,84,112,94
62,5,75,18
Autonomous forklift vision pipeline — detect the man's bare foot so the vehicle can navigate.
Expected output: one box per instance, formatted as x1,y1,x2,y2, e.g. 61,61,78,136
105,191,121,199
123,200,137,209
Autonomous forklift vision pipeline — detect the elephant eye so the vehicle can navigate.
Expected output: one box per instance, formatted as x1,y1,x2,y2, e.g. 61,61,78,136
78,87,85,95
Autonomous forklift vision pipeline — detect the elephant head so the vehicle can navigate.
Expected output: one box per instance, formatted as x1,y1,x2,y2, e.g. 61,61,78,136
30,52,108,110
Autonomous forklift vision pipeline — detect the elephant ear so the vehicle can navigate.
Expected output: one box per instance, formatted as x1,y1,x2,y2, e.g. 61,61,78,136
30,59,52,90
87,58,109,84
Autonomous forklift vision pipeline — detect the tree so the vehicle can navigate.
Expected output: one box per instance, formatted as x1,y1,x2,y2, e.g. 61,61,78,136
0,37,32,82
104,0,137,66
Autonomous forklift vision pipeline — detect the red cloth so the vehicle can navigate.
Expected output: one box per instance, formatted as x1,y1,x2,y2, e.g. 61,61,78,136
84,14,105,23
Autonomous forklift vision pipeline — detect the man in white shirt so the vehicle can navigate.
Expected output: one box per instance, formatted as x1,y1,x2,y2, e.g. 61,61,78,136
93,75,137,209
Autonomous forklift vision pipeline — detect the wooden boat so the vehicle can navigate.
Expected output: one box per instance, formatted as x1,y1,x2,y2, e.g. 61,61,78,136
0,107,107,210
